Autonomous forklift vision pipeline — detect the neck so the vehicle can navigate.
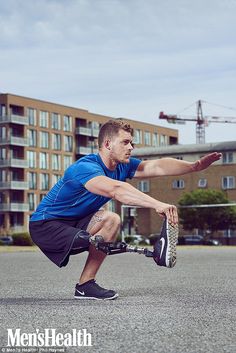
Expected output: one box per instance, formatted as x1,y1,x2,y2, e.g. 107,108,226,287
98,151,118,171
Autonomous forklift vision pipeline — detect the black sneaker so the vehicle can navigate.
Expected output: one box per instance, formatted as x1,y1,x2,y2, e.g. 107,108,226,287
153,217,179,268
74,279,118,300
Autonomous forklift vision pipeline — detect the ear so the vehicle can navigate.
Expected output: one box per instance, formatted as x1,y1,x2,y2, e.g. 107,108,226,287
104,139,111,150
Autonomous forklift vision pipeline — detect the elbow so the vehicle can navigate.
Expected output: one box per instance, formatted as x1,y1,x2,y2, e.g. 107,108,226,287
111,182,128,202
112,182,135,205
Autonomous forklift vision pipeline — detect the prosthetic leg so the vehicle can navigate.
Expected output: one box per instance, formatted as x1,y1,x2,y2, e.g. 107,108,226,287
89,234,153,257
89,217,179,268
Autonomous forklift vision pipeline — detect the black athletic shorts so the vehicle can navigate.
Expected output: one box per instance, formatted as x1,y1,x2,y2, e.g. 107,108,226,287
29,213,94,268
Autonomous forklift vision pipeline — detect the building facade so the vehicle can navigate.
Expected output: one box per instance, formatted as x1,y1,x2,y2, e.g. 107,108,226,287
0,93,178,235
130,141,236,243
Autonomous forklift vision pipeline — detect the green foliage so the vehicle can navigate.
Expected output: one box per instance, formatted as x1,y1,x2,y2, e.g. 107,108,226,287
11,232,34,246
178,189,236,233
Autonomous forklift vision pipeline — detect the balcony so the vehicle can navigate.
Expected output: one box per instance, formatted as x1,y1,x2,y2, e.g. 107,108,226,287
76,146,98,155
0,158,29,168
0,181,29,190
75,126,99,137
0,203,29,212
0,136,28,146
0,114,28,125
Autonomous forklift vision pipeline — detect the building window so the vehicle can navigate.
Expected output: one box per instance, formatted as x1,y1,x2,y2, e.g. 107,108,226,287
0,127,6,139
222,176,235,190
0,105,6,116
28,193,36,211
0,192,5,203
0,170,6,182
222,152,233,164
64,135,73,152
152,133,159,147
52,174,61,186
90,121,99,132
172,179,185,189
0,148,6,160
27,151,37,168
64,155,72,170
28,172,37,189
198,178,207,188
133,129,142,144
40,173,49,190
51,113,61,130
52,133,61,150
52,154,61,171
39,111,49,128
160,135,168,146
12,171,19,181
137,180,150,193
39,152,48,169
63,115,72,132
40,131,49,149
144,132,151,146
27,108,37,126
28,129,37,147
107,200,116,212
40,194,45,201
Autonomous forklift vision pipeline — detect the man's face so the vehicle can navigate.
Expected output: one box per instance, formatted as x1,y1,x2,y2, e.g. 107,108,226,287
108,129,134,163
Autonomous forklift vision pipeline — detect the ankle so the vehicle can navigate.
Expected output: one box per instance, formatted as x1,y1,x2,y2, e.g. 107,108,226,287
79,277,95,286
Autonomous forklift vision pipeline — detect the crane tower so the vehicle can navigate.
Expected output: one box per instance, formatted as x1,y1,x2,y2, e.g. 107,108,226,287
159,100,236,144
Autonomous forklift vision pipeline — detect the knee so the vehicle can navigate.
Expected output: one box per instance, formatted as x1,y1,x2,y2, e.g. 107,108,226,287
103,211,121,229
102,211,121,241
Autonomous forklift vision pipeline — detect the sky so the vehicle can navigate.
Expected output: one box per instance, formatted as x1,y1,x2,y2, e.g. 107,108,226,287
1,0,236,144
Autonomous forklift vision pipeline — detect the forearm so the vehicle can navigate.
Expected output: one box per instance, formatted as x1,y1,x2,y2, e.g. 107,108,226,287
113,181,178,224
113,181,161,209
154,158,195,176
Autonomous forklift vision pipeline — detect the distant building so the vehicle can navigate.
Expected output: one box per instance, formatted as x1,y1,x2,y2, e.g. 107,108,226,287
0,93,178,235
130,141,236,244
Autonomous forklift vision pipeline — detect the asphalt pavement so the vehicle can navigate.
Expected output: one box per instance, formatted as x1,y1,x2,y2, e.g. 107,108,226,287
0,246,235,353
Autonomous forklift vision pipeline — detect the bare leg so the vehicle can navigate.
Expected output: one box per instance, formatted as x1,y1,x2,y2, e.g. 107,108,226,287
79,210,120,284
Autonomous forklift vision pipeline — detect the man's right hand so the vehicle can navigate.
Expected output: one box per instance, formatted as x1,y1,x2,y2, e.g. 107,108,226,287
155,201,178,226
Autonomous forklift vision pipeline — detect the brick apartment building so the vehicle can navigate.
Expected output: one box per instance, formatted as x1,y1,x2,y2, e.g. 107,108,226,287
130,141,236,243
0,93,178,235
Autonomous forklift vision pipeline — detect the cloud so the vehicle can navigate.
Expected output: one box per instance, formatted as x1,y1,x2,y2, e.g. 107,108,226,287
0,0,236,144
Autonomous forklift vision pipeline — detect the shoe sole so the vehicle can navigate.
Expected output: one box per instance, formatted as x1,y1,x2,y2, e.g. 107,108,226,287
74,293,119,301
166,221,179,268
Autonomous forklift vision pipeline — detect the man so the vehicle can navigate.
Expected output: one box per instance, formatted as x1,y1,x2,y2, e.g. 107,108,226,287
29,119,221,300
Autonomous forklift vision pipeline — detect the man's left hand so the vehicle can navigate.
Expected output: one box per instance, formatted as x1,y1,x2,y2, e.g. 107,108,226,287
193,152,222,172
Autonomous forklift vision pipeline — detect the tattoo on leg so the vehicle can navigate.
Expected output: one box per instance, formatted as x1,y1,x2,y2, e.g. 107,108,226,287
87,211,104,233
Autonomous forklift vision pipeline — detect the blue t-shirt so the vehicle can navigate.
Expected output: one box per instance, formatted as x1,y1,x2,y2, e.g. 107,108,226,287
30,154,141,221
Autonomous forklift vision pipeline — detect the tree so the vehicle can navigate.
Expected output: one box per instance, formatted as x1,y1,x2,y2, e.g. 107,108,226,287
178,189,236,236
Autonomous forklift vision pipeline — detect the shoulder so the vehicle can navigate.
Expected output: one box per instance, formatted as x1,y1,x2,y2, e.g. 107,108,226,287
77,154,99,164
118,157,142,179
75,154,102,169
64,154,102,178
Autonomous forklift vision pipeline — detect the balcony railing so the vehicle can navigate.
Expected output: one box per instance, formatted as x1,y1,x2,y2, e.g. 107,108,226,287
75,126,99,137
0,181,29,190
10,225,26,233
76,146,98,155
0,136,28,146
0,158,29,168
0,114,29,125
0,203,29,212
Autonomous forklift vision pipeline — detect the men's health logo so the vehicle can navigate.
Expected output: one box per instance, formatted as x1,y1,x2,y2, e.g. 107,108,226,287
6,328,92,348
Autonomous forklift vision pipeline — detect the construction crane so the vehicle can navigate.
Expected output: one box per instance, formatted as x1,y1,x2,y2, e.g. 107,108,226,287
159,100,236,144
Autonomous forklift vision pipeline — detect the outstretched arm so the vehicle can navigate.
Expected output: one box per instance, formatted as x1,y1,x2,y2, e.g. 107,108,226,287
134,152,222,178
